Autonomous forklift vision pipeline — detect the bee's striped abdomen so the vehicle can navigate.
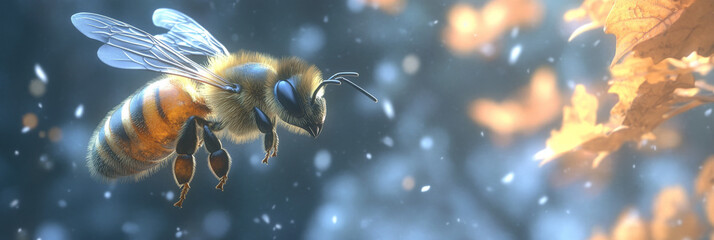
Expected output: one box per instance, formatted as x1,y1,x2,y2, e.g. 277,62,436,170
88,78,210,179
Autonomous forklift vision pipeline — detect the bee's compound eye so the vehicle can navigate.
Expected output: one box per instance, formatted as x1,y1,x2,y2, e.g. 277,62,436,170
274,80,305,117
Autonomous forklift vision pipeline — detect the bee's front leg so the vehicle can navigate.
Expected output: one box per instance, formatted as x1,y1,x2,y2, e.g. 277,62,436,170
253,107,278,164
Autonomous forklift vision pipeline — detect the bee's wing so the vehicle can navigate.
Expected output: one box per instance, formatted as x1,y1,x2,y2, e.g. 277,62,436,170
152,8,229,57
71,12,236,91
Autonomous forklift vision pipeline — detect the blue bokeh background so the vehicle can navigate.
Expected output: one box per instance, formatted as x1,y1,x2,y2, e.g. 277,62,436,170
2,0,714,239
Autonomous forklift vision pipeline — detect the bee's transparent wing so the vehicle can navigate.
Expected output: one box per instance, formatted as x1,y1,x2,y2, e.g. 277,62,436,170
152,8,229,57
71,12,235,90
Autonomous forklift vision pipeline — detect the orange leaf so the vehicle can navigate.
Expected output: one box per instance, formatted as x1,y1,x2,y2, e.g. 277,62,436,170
634,0,714,64
564,0,614,41
538,53,712,166
443,0,543,56
612,208,648,240
604,0,696,66
469,67,561,138
534,85,609,164
651,186,702,240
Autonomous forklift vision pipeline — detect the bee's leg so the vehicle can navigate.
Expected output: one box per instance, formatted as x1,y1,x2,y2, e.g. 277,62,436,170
253,107,276,164
262,130,278,164
173,116,201,208
202,125,231,191
271,125,279,157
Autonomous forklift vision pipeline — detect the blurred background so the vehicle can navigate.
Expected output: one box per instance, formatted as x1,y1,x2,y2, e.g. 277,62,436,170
3,0,714,239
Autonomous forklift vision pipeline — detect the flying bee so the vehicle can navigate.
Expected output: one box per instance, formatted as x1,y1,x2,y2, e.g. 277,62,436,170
71,9,377,207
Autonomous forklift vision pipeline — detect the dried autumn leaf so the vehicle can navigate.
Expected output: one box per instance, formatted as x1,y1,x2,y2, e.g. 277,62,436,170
534,84,610,164
588,230,610,240
362,0,407,15
651,186,702,240
695,156,714,196
469,67,561,137
612,208,648,240
695,156,714,226
550,151,613,193
604,0,696,66
538,53,712,166
443,0,543,56
634,0,714,64
564,0,614,41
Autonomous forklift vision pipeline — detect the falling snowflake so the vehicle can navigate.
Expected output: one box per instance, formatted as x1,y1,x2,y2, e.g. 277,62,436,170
508,44,522,65
501,172,514,184
74,104,84,119
35,63,47,83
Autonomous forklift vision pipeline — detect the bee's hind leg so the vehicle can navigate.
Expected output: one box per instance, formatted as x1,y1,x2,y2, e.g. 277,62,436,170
202,125,231,191
173,116,203,208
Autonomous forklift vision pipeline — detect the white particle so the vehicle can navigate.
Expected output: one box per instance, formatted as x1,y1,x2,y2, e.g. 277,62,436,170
538,196,548,205
290,24,325,58
74,104,84,119
346,0,365,13
402,54,420,75
313,149,332,172
501,172,514,184
261,213,270,224
165,191,175,201
480,131,484,137
331,215,337,224
382,136,394,147
593,39,601,47
428,20,439,26
122,222,139,234
323,15,329,23
420,185,431,192
584,181,592,188
375,60,399,85
58,199,67,208
293,181,299,187
547,57,555,63
175,227,183,238
366,153,372,159
567,80,576,89
420,136,433,150
508,44,522,65
104,191,111,199
355,38,362,44
21,126,30,133
510,27,519,38
253,218,260,224
14,150,19,156
9,199,19,208
274,223,282,230
382,100,395,120
35,63,47,83
706,108,712,116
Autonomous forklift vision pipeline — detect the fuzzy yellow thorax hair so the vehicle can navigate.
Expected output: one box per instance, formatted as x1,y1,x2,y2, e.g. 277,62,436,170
199,51,324,141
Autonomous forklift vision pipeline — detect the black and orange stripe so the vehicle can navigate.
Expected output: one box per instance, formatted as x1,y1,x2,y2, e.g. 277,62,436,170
87,78,211,179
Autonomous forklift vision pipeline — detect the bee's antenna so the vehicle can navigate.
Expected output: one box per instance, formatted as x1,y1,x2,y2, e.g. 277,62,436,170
312,72,378,104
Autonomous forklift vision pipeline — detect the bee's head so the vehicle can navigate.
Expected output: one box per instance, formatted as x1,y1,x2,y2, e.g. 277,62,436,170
272,58,377,138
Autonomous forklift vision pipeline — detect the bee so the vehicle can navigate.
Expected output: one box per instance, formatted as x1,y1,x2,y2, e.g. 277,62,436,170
71,9,377,207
